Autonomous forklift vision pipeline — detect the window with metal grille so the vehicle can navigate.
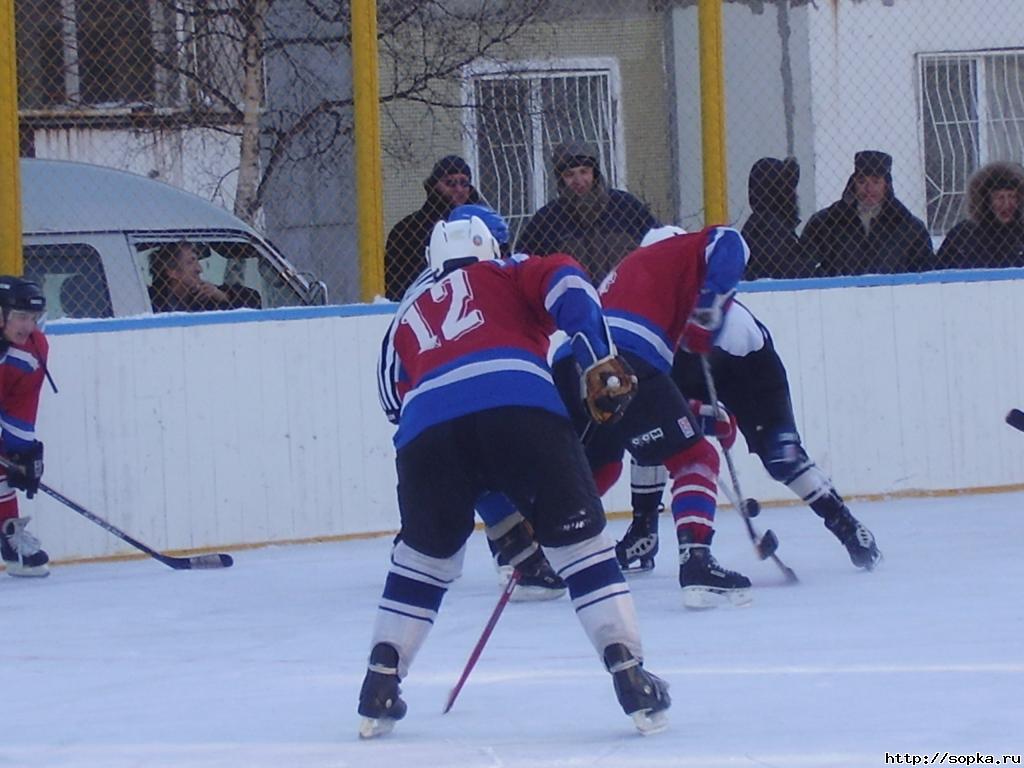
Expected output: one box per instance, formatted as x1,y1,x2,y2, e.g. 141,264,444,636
919,50,1024,235
466,60,623,243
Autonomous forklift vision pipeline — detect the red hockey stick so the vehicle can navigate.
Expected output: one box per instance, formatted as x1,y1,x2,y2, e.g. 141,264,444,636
443,569,521,714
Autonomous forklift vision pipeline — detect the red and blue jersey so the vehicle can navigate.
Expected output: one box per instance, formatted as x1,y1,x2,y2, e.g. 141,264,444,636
379,253,612,448
598,226,748,372
0,330,48,452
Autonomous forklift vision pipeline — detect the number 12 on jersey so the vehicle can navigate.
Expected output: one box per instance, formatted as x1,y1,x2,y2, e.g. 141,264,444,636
402,271,485,351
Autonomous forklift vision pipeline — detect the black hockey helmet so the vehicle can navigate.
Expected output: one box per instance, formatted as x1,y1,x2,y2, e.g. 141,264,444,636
0,275,46,315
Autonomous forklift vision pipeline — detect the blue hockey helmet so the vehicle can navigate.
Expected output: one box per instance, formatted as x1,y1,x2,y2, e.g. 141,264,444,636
448,204,510,246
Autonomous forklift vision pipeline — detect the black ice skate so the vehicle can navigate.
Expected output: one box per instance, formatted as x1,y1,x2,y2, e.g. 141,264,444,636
678,543,752,609
825,508,882,570
603,643,670,735
509,547,566,602
1,517,50,578
357,643,407,739
615,506,661,574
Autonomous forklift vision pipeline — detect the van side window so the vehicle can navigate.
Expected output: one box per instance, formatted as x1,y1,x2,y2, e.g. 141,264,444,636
133,238,305,311
23,244,114,319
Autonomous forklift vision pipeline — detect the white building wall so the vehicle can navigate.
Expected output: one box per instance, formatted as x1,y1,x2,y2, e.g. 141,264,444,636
21,278,1024,565
32,127,242,215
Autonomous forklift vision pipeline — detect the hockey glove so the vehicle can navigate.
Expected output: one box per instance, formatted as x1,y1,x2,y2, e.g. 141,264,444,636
689,400,737,450
582,355,638,425
680,292,734,355
5,441,44,499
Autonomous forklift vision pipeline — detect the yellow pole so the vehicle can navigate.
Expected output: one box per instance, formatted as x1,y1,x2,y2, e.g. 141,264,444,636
352,0,384,301
0,0,23,275
697,0,729,226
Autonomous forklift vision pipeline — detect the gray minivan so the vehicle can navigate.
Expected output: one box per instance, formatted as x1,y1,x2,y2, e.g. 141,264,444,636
20,158,327,319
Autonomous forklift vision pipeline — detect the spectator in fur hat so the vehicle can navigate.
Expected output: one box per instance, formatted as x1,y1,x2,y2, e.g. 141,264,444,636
742,157,812,279
937,161,1024,269
515,140,658,283
802,150,934,276
384,155,483,300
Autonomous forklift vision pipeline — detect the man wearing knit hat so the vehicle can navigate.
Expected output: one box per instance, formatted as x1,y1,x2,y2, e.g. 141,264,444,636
516,141,658,283
384,155,483,299
802,149,933,276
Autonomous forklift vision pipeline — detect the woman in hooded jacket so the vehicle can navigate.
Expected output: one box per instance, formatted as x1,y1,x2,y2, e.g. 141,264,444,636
937,161,1024,269
741,157,812,279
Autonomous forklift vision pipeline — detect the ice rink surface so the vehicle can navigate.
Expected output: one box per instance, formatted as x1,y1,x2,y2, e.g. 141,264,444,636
4,491,1023,768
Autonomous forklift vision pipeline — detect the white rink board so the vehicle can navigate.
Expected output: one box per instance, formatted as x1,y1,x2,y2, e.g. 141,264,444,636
25,275,1024,563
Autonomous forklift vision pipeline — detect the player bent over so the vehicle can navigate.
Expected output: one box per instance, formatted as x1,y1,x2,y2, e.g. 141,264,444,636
0,277,50,577
361,216,669,738
562,225,753,609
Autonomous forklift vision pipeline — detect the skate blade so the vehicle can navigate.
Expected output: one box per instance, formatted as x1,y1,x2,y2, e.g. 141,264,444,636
681,585,753,610
631,708,669,735
621,560,655,575
3,562,50,578
510,585,566,602
358,716,397,739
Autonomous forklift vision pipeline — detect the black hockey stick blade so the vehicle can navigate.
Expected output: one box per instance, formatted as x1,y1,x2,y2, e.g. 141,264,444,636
755,529,779,559
157,552,235,570
1006,408,1024,432
0,457,234,572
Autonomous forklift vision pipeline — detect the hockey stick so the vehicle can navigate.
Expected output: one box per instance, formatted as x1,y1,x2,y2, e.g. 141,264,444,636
699,357,798,583
1007,409,1024,432
443,568,520,714
0,457,233,570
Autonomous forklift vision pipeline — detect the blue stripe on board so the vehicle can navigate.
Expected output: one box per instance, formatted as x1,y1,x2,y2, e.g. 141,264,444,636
738,267,1024,293
45,302,399,336
44,268,1024,336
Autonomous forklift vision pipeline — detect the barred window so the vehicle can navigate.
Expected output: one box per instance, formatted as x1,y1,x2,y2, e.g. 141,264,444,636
920,50,1024,234
467,60,623,242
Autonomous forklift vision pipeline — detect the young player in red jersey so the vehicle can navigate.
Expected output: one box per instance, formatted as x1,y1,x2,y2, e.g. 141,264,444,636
0,277,50,577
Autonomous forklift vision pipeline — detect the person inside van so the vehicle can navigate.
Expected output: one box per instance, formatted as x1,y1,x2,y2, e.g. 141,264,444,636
149,241,261,313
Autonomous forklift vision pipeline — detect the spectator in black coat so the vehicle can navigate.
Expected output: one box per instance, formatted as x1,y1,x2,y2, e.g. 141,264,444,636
742,157,811,279
802,150,934,276
384,155,482,300
937,161,1024,269
515,141,658,283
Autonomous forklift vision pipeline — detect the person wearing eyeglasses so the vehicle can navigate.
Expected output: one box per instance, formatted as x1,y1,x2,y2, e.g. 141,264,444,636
384,155,485,300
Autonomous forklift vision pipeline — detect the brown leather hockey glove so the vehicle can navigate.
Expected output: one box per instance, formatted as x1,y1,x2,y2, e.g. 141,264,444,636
582,355,638,425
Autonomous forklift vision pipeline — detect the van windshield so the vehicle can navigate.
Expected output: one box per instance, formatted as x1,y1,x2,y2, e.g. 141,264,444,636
134,237,307,313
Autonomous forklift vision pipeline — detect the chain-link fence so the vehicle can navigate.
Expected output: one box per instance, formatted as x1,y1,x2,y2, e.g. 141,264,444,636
12,1,1024,318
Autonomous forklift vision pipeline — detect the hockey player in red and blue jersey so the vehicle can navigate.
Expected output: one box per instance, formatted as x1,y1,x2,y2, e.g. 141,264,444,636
555,225,754,609
0,277,50,578
361,215,670,739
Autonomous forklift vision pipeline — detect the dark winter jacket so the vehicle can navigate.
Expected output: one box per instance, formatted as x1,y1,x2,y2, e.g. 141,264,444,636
937,161,1024,269
516,141,657,284
801,174,933,276
741,158,811,279
384,186,482,300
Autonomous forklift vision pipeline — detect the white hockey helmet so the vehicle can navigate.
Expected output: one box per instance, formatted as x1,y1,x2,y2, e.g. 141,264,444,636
427,216,500,275
640,225,687,247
